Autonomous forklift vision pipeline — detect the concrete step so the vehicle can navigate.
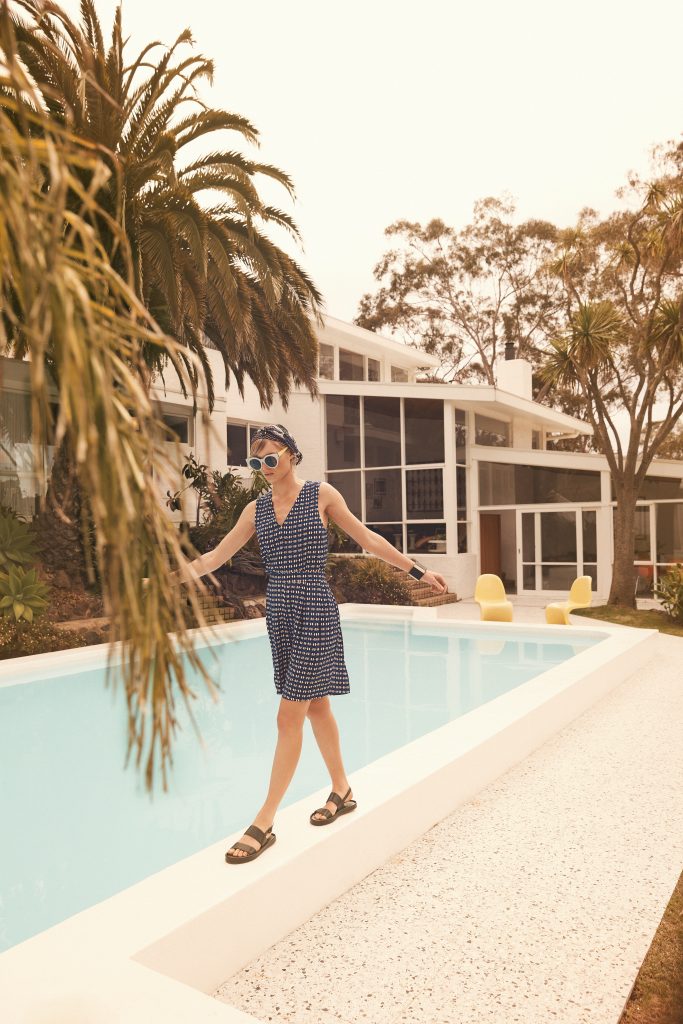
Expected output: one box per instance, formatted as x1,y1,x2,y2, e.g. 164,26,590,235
388,566,459,605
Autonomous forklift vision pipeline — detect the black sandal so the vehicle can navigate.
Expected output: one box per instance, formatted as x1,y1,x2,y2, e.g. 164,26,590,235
310,786,357,826
225,823,276,864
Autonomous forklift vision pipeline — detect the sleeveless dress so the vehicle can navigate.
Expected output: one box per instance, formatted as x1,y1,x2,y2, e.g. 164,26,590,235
254,479,351,701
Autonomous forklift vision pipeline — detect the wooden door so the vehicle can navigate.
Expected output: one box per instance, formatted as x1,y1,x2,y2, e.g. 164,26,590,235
480,513,502,575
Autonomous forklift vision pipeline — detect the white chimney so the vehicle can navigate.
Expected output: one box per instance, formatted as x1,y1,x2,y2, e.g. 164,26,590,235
494,356,532,400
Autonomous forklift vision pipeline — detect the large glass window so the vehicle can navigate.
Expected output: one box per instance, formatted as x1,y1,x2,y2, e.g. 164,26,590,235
479,463,601,505
364,397,401,467
633,506,651,560
326,470,362,518
656,503,683,563
324,395,447,555
318,342,334,379
367,523,403,551
227,422,247,465
582,510,597,589
0,391,47,518
339,348,364,381
365,469,402,522
521,509,597,592
455,408,468,552
455,409,467,463
405,398,444,465
475,414,510,447
406,468,443,519
161,411,192,444
456,466,467,521
368,357,381,382
629,505,654,597
408,523,446,555
541,510,576,562
391,366,409,382
479,463,515,505
326,396,360,470
525,509,578,591
613,475,683,501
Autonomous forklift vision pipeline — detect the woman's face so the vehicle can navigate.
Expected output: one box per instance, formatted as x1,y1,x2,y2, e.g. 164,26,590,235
250,440,294,483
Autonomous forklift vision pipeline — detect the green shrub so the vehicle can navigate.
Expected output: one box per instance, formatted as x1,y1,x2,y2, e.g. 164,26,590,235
0,566,50,622
0,512,39,570
654,563,683,623
0,617,87,659
326,555,415,605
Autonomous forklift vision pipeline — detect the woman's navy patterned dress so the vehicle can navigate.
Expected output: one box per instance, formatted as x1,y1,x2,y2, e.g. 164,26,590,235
254,479,350,701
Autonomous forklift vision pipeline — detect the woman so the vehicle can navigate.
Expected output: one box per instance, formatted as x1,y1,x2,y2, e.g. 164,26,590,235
168,423,448,864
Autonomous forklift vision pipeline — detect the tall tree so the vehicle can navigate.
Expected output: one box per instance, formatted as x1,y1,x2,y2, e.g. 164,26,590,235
9,0,324,582
11,0,323,410
1,5,221,791
356,196,562,384
541,156,683,607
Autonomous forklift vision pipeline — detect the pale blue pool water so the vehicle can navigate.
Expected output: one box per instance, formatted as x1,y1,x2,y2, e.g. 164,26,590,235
0,619,602,951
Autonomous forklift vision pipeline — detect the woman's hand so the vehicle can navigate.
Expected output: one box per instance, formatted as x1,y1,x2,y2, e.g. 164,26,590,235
422,570,448,594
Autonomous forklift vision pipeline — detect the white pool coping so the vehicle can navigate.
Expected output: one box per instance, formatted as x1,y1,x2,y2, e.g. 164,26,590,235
0,606,658,1024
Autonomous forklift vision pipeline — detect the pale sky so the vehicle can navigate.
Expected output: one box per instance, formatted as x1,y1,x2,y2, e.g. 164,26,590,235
61,0,683,323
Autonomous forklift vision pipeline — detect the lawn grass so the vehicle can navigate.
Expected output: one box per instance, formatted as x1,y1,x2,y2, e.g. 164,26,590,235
618,869,683,1024
573,605,683,638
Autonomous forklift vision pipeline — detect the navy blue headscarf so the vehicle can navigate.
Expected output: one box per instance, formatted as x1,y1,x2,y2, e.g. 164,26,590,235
250,423,303,465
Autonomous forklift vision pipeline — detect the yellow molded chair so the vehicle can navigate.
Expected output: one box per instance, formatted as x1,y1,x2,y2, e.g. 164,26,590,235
474,574,513,622
545,576,592,625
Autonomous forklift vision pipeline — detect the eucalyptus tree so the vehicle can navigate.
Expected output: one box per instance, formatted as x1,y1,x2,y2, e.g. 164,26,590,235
1,6,221,791
356,195,563,384
541,162,683,607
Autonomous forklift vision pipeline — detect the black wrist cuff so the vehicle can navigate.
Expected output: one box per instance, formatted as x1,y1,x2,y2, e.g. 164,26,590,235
408,562,427,580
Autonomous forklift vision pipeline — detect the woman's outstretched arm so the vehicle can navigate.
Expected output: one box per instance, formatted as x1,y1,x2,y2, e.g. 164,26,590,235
319,482,448,594
144,501,257,587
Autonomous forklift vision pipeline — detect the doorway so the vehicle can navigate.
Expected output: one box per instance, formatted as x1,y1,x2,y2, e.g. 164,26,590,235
479,511,517,593
516,508,597,594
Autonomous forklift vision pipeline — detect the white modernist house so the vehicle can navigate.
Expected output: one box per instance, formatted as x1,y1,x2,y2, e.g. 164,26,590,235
2,314,683,600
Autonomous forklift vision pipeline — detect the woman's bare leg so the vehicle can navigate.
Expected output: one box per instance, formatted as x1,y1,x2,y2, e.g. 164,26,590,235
226,696,311,858
306,696,353,821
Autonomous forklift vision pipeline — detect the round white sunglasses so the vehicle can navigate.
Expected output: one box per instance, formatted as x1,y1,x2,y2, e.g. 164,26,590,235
247,444,290,472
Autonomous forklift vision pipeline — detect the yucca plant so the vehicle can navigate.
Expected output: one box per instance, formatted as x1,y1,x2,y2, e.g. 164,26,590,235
0,513,39,569
0,566,50,622
654,564,683,623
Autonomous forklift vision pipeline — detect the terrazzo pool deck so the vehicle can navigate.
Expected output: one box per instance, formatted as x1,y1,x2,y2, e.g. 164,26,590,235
214,602,683,1024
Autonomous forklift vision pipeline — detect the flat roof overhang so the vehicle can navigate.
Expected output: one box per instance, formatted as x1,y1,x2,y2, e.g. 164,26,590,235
313,379,593,437
318,316,442,369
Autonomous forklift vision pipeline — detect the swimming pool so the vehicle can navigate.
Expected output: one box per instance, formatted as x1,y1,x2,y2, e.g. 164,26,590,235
0,616,602,952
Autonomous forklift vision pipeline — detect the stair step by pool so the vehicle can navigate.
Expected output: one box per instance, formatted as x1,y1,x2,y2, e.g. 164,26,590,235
387,565,459,606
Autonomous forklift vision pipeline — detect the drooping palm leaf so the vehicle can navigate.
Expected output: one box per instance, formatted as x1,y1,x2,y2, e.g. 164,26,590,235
0,6,228,792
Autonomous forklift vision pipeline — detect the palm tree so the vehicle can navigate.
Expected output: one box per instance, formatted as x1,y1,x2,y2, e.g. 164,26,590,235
9,0,324,583
11,0,323,411
1,5,223,791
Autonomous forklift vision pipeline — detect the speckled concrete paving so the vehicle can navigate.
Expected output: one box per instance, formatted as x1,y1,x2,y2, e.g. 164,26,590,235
214,607,683,1024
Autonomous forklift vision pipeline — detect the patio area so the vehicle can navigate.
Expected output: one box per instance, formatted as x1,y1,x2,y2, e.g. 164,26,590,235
214,601,683,1024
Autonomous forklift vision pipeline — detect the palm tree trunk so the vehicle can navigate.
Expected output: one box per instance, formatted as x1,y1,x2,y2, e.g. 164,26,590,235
33,435,96,587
